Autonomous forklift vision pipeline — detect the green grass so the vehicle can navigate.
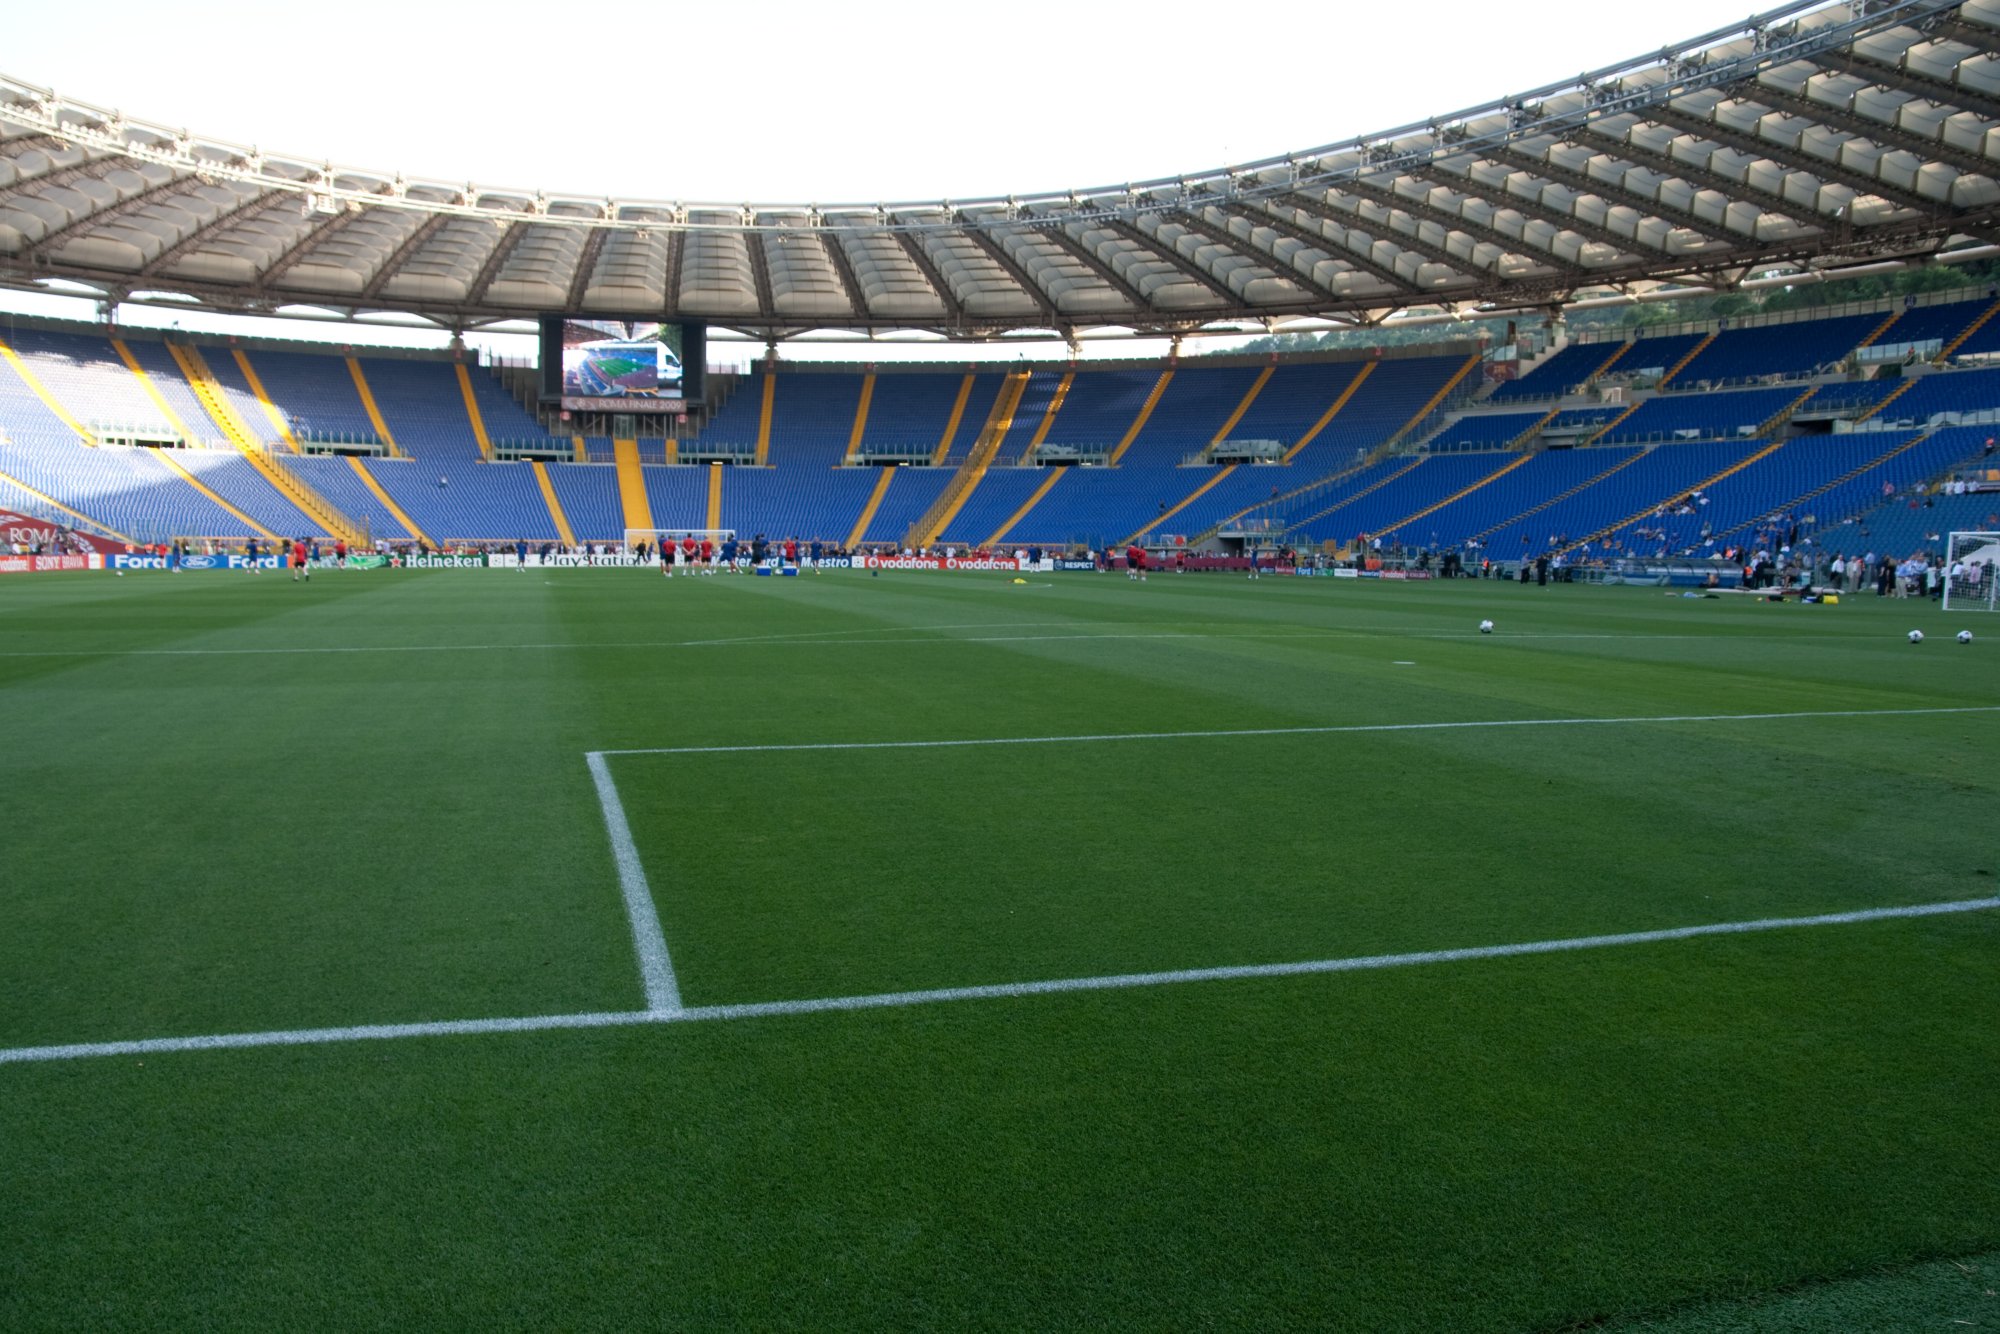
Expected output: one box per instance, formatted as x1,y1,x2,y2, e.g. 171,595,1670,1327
2,568,1996,1329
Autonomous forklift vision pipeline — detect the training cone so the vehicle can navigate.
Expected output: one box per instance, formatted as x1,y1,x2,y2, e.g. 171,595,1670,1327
1012,577,1028,584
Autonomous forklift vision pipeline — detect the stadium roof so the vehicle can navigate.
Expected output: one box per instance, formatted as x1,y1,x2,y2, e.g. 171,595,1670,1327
6,0,2000,342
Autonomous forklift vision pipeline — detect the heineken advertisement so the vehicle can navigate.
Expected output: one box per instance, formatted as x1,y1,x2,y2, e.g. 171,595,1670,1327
345,554,390,570
391,553,487,568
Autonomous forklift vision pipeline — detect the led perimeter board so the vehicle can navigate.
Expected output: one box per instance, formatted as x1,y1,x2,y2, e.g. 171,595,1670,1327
540,318,705,412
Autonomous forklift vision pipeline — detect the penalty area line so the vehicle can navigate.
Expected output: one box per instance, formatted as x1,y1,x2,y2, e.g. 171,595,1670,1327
2,897,1995,1066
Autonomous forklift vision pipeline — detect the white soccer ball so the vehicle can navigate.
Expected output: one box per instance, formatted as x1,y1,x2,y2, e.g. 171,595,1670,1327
1479,619,1495,634
1908,629,1925,643
1958,630,1974,644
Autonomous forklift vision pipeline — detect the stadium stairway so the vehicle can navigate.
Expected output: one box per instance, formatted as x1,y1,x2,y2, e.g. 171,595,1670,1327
847,373,876,462
531,461,577,547
1375,452,1534,542
168,344,366,544
1561,439,1786,557
0,335,93,441
1700,433,1929,549
1105,368,1174,465
1464,449,1646,548
146,449,280,542
984,469,1063,546
846,468,895,549
706,462,724,533
1938,299,2000,360
1018,370,1072,462
345,456,431,546
218,349,301,451
1123,466,1236,546
612,439,654,535
1281,362,1373,462
1294,456,1428,536
754,373,777,465
453,365,495,461
1654,333,1717,389
907,370,1030,548
344,359,404,457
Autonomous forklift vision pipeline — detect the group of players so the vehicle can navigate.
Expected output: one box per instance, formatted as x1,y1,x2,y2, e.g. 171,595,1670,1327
639,535,827,576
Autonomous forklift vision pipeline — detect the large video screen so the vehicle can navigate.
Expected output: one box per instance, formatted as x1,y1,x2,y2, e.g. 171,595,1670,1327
540,318,704,412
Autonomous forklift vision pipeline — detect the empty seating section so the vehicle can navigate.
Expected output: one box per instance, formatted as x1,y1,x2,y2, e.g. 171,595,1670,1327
1607,333,1705,381
1596,386,1801,444
863,469,951,543
994,373,1063,459
0,345,85,445
118,340,228,442
1869,299,1989,356
632,467,709,533
544,465,626,542
860,373,1002,458
244,351,378,441
1797,380,1904,414
466,368,561,446
175,452,318,535
1949,310,2000,359
695,372,765,450
1669,313,1880,387
722,466,879,540
355,359,482,459
202,350,290,446
1009,466,1212,546
940,468,1054,544
1486,342,1619,403
1426,411,1544,452
1041,369,1163,454
1869,366,2000,426
1478,441,1761,554
1158,466,1294,538
765,373,866,466
7,330,164,432
1290,453,1506,545
1228,362,1363,445
1297,356,1463,470
1381,448,1641,546
0,440,250,539
364,460,555,541
286,456,413,541
10,300,2000,557
1116,366,1262,465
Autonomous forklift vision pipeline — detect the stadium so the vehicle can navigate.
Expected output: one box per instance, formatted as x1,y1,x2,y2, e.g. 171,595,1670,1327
2,1,1998,1328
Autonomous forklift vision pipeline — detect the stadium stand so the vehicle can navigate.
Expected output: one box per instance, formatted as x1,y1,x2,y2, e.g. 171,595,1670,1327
7,297,2000,555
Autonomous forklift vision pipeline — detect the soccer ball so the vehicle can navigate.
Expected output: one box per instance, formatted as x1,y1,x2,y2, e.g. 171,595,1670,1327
1908,630,1924,643
1959,630,1974,644
1479,620,1495,634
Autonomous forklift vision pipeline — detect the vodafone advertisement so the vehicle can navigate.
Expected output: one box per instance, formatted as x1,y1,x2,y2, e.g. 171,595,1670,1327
856,555,1023,572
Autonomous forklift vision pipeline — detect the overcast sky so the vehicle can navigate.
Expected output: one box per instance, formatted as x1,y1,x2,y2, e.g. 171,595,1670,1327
3,0,1766,357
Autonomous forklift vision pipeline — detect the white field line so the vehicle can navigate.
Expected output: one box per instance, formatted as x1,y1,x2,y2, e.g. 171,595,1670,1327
2,896,1994,1066
586,752,681,1014
596,705,2000,758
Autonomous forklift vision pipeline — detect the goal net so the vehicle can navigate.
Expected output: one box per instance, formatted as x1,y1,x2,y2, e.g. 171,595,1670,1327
1943,531,2000,612
622,529,735,561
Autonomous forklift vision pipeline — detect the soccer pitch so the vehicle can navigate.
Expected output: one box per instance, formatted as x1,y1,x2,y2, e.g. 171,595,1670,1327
2,568,1996,1329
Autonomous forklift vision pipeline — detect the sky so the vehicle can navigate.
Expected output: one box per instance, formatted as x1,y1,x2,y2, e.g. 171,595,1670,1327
2,0,1768,359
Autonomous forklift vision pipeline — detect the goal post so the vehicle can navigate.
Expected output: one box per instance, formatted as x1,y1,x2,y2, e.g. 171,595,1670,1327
1943,531,2000,612
621,529,735,560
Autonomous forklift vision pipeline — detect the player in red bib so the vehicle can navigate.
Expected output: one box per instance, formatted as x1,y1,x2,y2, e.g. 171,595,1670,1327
291,537,311,582
1126,544,1147,582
